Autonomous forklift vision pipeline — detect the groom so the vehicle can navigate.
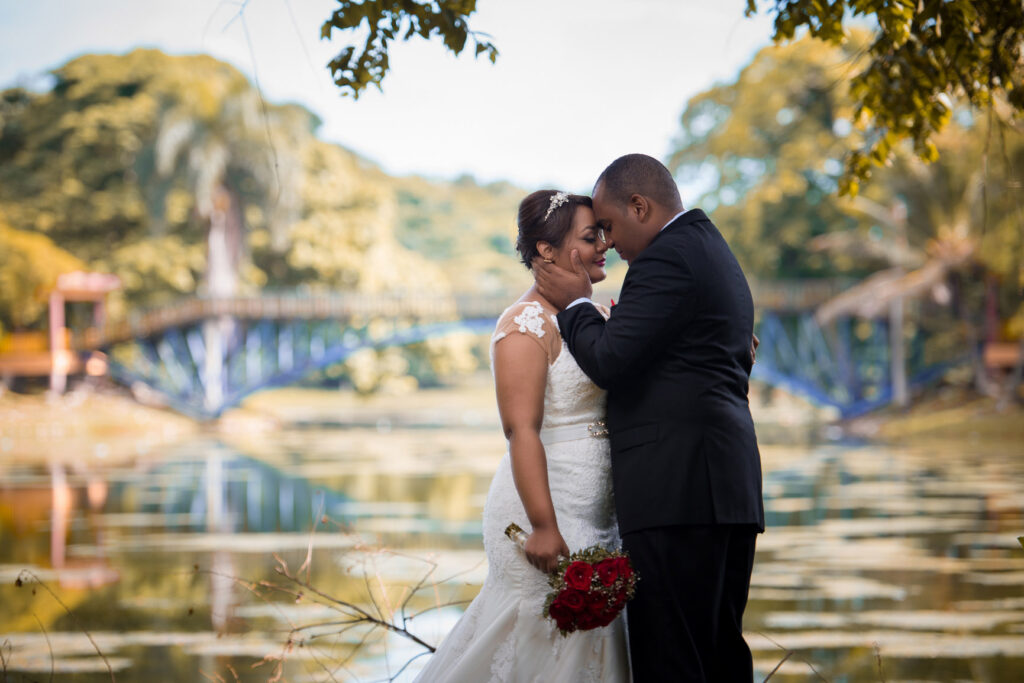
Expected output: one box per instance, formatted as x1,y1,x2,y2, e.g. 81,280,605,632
534,154,764,682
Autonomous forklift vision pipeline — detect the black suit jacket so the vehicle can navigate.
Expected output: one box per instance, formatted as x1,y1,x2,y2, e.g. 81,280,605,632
557,209,764,535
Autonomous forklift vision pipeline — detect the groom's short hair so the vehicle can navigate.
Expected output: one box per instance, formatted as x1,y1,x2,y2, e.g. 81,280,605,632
595,154,682,210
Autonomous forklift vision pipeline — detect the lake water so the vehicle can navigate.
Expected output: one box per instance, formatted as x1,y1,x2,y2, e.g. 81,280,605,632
1,390,1023,682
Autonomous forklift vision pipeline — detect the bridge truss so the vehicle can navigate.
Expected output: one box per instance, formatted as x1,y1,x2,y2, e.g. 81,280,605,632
75,287,952,420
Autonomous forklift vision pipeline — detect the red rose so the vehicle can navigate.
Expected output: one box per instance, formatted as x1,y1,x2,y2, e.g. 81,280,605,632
560,588,586,613
576,611,599,630
597,609,617,627
613,556,633,581
595,559,619,586
586,590,607,615
548,598,574,631
564,561,594,591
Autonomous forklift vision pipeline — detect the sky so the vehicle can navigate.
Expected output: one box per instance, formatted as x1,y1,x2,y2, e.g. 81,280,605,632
0,0,776,196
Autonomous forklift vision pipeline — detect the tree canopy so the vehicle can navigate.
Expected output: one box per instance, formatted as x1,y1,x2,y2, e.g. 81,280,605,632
0,219,85,336
0,50,531,390
669,33,1022,346
321,0,497,99
669,34,873,279
319,0,1024,194
749,0,1024,194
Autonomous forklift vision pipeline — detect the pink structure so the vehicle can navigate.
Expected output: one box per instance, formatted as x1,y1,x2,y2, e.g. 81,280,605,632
48,271,121,393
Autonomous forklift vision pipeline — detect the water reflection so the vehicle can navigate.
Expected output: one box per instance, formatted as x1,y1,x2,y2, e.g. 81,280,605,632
0,423,1022,680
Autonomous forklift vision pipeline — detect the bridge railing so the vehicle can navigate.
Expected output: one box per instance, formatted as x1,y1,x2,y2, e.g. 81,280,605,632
76,279,852,349
78,292,516,349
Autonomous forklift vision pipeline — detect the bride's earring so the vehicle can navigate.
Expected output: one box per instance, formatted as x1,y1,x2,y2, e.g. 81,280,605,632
542,258,554,263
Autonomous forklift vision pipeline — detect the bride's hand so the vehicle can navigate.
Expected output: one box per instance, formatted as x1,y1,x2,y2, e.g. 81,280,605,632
524,525,570,574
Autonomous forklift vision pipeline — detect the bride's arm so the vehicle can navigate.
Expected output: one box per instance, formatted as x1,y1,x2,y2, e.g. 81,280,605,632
493,332,570,573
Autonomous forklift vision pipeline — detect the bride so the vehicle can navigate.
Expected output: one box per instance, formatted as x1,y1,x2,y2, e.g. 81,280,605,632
415,190,630,682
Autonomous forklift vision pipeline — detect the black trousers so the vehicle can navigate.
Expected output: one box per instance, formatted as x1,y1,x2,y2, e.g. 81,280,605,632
621,524,758,682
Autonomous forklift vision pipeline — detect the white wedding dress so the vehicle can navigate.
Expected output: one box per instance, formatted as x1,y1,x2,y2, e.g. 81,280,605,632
415,301,630,682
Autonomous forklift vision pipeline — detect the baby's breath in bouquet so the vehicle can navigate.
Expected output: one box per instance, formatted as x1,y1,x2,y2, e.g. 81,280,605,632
505,523,638,636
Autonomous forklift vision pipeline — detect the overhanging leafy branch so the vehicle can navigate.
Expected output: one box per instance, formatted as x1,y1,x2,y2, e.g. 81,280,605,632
321,1,498,99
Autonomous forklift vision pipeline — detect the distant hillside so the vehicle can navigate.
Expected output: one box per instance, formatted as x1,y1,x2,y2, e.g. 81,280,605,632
0,49,548,329
0,49,567,389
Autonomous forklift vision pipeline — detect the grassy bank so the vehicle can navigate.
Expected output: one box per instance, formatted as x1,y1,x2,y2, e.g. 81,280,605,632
846,388,1024,444
0,385,198,467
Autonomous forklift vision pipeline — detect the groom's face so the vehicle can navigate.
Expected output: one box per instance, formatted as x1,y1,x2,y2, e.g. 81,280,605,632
592,183,643,264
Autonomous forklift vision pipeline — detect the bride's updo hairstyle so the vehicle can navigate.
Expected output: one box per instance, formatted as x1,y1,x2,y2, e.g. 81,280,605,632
515,190,592,270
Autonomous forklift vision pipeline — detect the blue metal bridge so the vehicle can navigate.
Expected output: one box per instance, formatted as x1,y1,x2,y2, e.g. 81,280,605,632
74,283,950,420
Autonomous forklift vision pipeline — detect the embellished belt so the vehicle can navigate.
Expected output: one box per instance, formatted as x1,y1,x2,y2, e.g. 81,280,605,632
539,419,609,446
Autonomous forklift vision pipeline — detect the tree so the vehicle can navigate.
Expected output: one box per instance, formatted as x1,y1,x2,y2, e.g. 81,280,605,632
319,1,1024,195
670,33,1023,397
0,50,532,391
321,0,498,99
668,34,878,279
749,0,1024,194
0,50,441,308
0,220,85,335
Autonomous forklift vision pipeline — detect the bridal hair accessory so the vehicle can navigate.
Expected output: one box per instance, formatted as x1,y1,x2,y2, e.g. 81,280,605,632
505,522,638,636
544,191,570,220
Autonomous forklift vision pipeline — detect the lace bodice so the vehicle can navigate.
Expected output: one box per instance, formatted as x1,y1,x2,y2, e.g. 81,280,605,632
491,300,607,429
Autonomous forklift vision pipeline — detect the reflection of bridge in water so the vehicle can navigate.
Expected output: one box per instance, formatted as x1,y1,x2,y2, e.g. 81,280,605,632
74,283,949,419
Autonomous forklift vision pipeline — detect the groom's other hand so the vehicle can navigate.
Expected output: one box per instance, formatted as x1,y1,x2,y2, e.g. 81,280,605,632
533,249,593,311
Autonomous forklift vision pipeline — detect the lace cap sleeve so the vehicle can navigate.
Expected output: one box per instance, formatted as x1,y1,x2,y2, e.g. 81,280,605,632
492,301,562,363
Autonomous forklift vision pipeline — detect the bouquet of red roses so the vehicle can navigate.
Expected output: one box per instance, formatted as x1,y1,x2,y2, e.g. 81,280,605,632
505,522,638,636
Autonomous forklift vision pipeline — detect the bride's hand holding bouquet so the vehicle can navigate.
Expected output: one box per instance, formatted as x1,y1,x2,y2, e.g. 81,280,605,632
523,523,571,574
506,523,638,636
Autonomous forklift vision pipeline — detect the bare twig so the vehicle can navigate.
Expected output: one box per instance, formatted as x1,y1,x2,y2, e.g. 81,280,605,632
406,599,473,622
1,637,11,681
192,565,302,630
303,644,343,683
276,563,437,654
755,631,830,682
201,527,475,679
31,613,54,683
281,0,326,95
381,650,433,683
762,650,794,682
15,570,115,682
237,7,282,205
297,494,326,583
399,558,438,623
873,642,886,682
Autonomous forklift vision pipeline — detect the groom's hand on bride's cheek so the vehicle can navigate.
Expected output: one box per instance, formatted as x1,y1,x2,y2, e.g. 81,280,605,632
532,250,593,311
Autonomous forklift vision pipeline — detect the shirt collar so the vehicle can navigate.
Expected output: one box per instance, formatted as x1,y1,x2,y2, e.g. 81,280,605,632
659,210,688,233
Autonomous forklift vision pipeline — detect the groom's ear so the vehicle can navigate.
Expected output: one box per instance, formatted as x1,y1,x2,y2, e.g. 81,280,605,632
629,194,651,222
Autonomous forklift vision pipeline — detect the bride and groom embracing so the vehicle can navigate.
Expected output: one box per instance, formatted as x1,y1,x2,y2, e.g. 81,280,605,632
416,154,765,682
